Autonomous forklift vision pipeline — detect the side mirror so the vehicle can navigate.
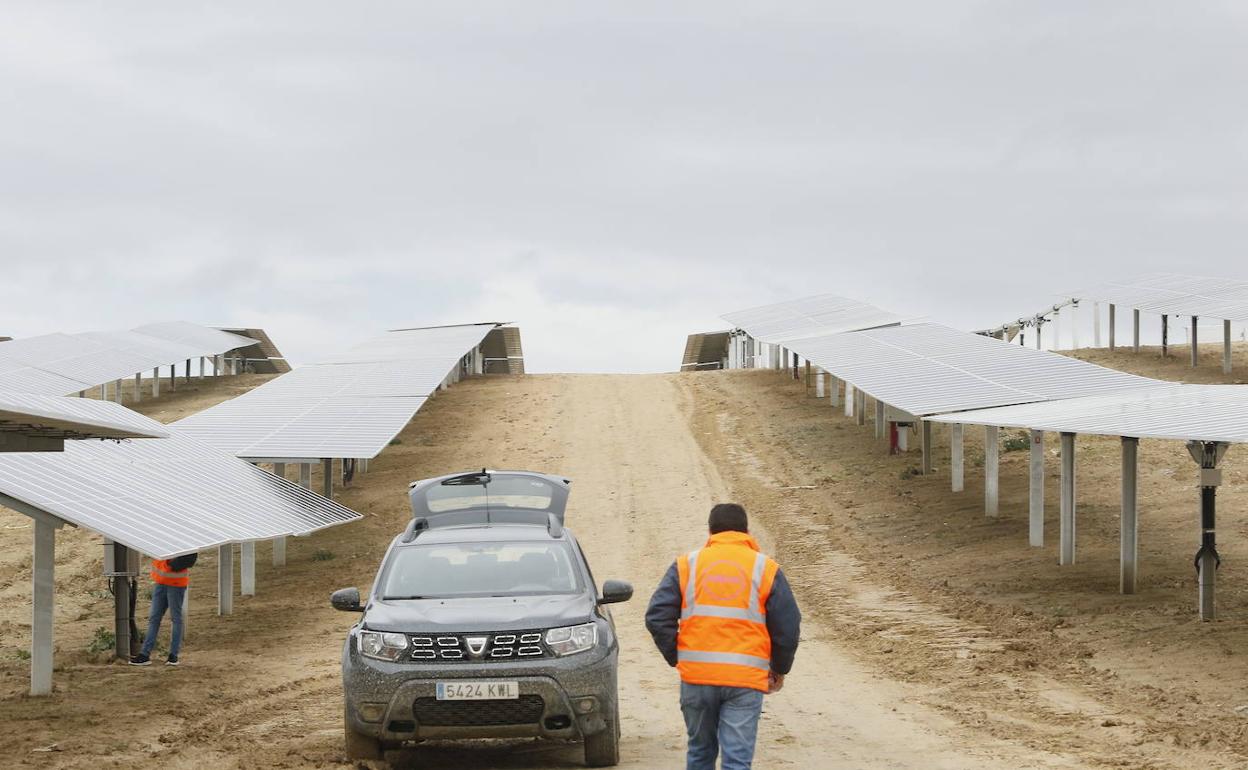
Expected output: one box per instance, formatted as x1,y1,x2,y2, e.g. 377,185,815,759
331,587,364,612
599,580,633,605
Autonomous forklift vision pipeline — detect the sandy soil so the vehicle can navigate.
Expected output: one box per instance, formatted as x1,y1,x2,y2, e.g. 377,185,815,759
1,348,1247,768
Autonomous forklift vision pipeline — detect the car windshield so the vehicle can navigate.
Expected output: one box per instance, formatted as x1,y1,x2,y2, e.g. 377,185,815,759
426,475,556,513
381,541,581,599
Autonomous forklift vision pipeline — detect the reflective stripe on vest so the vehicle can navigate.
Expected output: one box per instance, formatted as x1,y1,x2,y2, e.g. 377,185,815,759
151,560,189,587
676,649,771,671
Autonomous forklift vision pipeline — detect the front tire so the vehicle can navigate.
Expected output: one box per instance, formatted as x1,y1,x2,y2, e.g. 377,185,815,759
583,704,620,767
344,707,384,761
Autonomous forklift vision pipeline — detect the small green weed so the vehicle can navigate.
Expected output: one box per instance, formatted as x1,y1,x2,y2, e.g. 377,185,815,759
312,549,336,562
1003,434,1030,452
15,648,30,661
87,627,115,655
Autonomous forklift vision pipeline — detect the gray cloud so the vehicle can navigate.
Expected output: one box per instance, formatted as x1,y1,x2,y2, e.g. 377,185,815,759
2,2,1245,372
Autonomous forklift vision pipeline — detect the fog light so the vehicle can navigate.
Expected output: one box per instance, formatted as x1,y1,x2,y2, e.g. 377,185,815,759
358,703,386,723
576,698,596,714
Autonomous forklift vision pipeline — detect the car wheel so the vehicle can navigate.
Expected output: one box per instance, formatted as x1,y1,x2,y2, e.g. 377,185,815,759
583,702,620,767
344,708,385,761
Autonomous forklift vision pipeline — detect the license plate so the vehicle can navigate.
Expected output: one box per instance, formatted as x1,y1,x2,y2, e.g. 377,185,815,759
436,681,520,701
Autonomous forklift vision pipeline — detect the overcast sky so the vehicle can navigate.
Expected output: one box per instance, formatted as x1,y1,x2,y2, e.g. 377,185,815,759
2,2,1245,372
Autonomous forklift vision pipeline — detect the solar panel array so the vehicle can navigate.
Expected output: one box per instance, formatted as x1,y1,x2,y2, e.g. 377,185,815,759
175,323,501,460
0,407,360,558
1068,272,1248,323
927,384,1248,444
721,294,911,344
0,393,169,441
0,323,256,396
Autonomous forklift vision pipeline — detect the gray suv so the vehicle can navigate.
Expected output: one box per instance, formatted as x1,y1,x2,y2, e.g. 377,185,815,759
332,470,633,766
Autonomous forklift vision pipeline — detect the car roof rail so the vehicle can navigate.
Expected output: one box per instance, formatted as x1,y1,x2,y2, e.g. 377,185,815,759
401,517,429,543
547,513,564,539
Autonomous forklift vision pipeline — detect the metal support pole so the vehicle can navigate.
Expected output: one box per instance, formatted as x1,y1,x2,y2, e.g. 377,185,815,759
185,358,191,383
31,520,55,696
920,420,932,474
199,356,206,380
804,361,811,393
114,379,123,404
112,541,131,659
1093,301,1101,348
951,423,964,492
1029,430,1044,547
984,426,999,516
272,463,288,566
1161,315,1169,357
217,544,233,616
1225,320,1233,375
815,371,825,398
240,541,256,597
1121,437,1139,594
829,376,840,407
152,367,160,398
1190,316,1199,368
134,373,142,402
1059,432,1076,566
322,458,333,498
791,353,799,381
897,424,909,452
1133,309,1141,353
1108,304,1116,351
1188,441,1229,621
874,400,886,440
844,384,854,417
855,389,866,426
1035,321,1042,350
1071,302,1080,349
300,463,312,489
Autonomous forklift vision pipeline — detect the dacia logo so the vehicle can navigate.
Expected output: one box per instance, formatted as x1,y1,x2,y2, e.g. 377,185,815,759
466,636,488,657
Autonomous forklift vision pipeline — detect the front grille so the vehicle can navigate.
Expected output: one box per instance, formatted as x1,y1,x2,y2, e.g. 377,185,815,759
408,632,549,662
414,694,545,726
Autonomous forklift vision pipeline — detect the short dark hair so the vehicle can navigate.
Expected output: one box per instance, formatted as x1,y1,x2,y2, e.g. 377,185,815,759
708,503,748,534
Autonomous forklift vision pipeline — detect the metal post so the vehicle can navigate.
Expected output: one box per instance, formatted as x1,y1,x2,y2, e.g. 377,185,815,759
1225,320,1233,375
844,384,854,417
322,458,333,498
920,420,932,474
1188,441,1229,621
950,423,964,492
1108,304,1116,351
804,361,811,393
112,541,130,659
1093,301,1101,347
1053,307,1061,350
214,354,223,376
169,364,176,391
31,520,55,696
300,463,312,489
217,544,234,615
99,383,107,400
1121,437,1139,594
815,371,825,399
1029,430,1044,547
114,379,123,404
1070,302,1080,349
272,463,287,566
199,356,206,380
240,541,256,597
1190,316,1198,368
1059,432,1076,566
1161,315,1168,357
185,358,191,383
791,353,799,381
984,426,999,517
855,389,866,426
897,424,909,452
829,376,840,408
874,400,886,440
134,373,142,402
1035,321,1042,350
152,367,160,398
1133,309,1141,353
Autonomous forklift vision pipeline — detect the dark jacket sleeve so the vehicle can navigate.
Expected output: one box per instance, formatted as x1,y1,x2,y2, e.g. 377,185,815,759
644,563,682,667
765,569,801,675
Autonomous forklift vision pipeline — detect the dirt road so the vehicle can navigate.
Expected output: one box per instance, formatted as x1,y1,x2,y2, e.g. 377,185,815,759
2,368,1244,768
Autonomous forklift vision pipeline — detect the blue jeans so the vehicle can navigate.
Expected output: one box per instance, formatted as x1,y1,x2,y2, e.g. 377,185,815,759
680,682,765,770
141,583,185,657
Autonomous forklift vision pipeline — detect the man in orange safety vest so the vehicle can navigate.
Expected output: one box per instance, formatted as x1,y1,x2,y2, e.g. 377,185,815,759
645,503,801,770
129,553,194,666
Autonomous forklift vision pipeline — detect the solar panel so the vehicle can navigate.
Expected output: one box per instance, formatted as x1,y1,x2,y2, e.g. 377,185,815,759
927,384,1248,444
0,322,256,398
1067,273,1248,323
722,294,912,343
0,393,168,441
783,323,1160,416
0,410,361,558
174,323,501,460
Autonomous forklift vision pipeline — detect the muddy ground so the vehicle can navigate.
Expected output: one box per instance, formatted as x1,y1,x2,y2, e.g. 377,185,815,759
1,346,1247,768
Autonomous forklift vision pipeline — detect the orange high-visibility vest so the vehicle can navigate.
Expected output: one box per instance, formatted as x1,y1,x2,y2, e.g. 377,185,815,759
151,559,190,588
675,531,779,692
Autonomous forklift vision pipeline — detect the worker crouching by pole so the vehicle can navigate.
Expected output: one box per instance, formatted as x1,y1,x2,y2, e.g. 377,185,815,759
129,552,196,666
645,503,801,770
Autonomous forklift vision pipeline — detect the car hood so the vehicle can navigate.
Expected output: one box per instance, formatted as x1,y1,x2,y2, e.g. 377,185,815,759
363,593,597,633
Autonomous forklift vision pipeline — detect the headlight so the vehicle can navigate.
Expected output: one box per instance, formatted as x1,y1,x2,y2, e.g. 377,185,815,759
545,622,598,656
358,631,409,661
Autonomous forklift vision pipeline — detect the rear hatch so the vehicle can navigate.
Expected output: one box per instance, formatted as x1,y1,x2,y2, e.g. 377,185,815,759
408,470,571,527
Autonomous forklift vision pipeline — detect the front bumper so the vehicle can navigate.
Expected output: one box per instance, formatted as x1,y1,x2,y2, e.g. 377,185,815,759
343,641,618,743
